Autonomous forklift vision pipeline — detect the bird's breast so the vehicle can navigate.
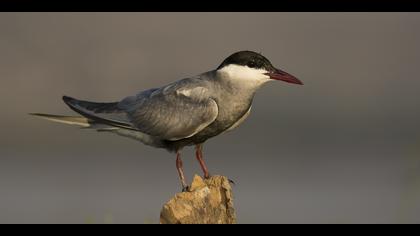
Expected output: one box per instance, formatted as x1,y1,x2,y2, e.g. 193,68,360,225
192,93,254,140
171,77,258,146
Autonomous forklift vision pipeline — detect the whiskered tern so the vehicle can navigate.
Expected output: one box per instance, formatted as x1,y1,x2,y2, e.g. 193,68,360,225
31,50,303,191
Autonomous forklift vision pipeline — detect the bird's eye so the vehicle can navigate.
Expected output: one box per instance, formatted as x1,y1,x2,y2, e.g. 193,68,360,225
248,62,256,68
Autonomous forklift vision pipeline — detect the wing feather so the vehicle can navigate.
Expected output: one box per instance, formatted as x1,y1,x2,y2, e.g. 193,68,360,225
119,78,218,141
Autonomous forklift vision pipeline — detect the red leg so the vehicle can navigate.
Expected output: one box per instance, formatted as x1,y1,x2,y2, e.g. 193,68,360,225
176,151,189,191
195,144,210,179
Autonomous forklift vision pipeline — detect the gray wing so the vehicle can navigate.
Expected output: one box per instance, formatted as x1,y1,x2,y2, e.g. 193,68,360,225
118,78,218,141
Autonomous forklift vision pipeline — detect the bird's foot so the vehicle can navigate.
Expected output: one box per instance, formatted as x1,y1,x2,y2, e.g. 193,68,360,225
203,173,235,184
181,185,191,192
203,174,235,186
203,172,212,180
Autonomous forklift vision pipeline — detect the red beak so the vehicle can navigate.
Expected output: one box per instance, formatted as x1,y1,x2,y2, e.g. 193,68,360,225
265,68,303,85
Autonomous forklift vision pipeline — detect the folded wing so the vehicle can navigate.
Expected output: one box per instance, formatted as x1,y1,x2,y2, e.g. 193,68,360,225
119,78,218,141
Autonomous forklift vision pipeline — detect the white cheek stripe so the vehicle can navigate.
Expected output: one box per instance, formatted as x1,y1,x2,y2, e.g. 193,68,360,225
218,64,270,84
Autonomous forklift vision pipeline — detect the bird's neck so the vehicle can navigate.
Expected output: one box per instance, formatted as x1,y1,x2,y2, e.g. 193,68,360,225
208,71,262,115
214,70,267,95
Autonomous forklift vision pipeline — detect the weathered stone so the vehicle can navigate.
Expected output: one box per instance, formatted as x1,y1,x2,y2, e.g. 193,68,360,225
160,175,236,224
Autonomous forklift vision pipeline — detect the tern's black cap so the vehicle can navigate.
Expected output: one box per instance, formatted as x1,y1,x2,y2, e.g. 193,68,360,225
217,50,276,72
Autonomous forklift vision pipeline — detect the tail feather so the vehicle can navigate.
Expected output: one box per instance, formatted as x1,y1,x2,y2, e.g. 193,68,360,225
29,113,91,127
30,113,164,148
30,111,165,149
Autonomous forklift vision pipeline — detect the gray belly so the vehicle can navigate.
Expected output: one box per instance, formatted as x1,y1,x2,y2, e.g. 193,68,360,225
222,106,251,133
163,99,253,151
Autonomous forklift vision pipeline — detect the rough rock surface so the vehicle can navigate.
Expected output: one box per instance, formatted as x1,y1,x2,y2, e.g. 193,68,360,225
160,175,236,224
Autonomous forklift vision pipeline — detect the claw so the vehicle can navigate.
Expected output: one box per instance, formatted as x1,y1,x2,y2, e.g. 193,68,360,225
182,186,191,192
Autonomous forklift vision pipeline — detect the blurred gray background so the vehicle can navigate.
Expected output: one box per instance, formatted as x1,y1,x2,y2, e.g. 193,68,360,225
1,13,420,223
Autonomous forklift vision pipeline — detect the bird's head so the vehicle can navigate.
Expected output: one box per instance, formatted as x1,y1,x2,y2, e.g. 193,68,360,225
216,50,303,86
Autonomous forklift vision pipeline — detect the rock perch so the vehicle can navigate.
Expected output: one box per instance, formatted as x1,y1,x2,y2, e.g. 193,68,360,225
160,175,236,224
